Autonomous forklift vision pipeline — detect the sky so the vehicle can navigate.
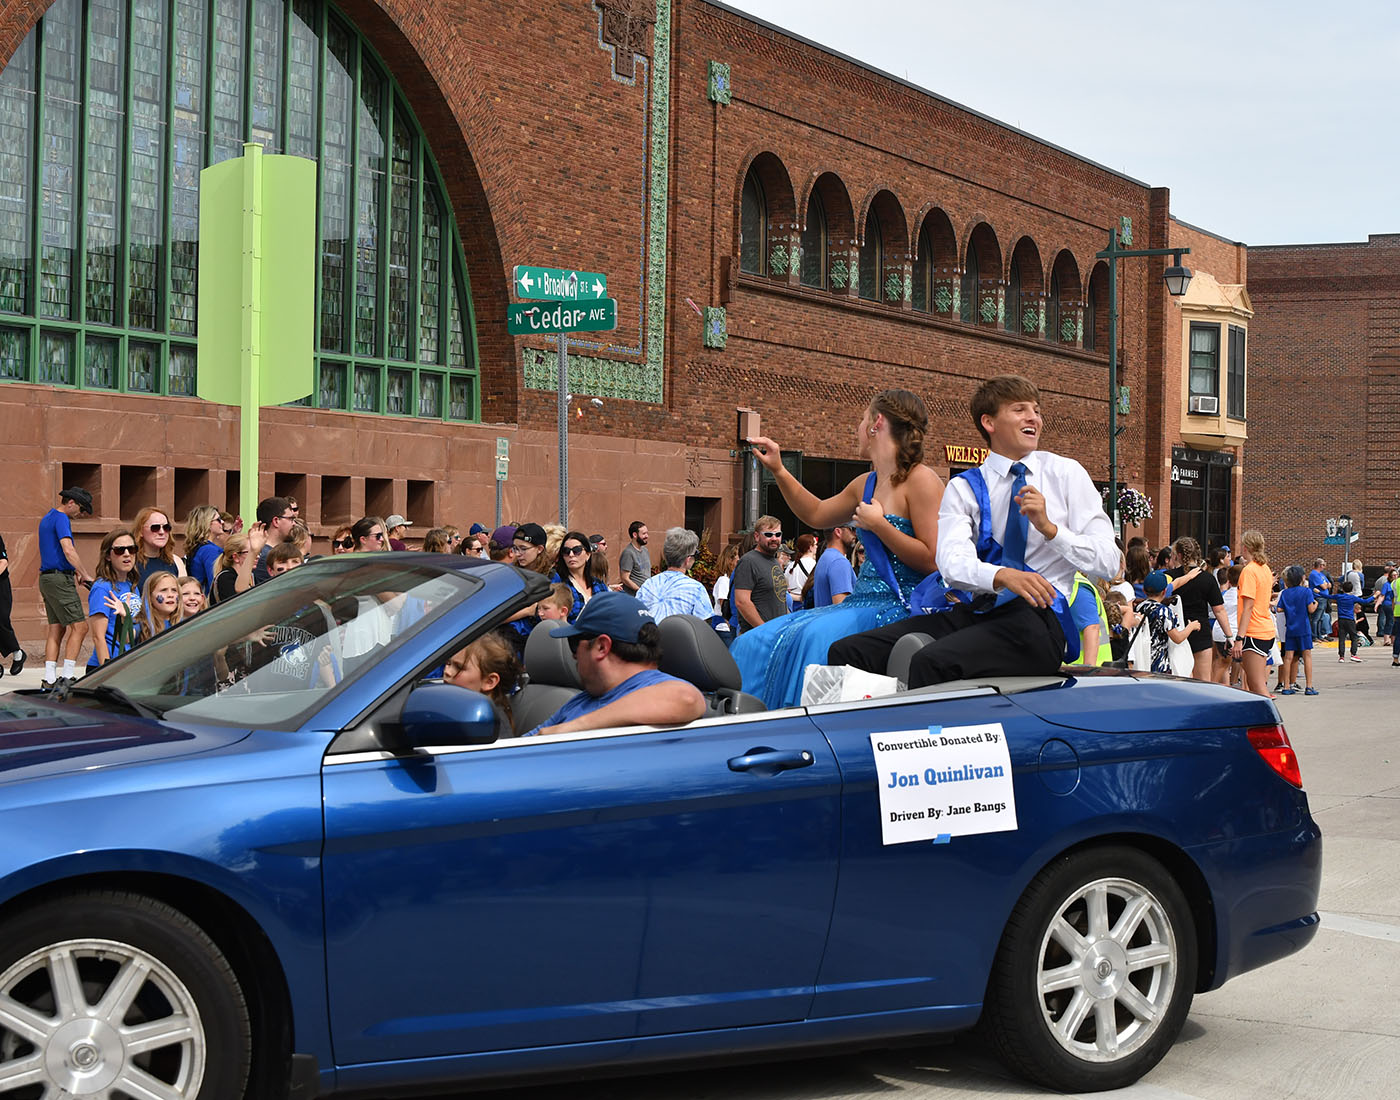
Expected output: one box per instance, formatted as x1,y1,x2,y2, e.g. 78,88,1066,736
721,0,1397,246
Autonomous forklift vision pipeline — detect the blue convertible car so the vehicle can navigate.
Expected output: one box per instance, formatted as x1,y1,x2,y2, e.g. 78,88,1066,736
0,555,1320,1098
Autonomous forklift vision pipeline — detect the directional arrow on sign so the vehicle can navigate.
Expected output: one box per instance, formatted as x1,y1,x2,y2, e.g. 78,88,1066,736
590,277,605,298
517,269,535,294
512,265,607,302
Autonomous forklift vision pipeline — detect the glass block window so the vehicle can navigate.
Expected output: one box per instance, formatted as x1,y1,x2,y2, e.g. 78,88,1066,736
0,0,478,418
39,330,75,385
319,361,346,409
128,340,159,392
85,335,118,388
0,326,29,380
169,345,197,395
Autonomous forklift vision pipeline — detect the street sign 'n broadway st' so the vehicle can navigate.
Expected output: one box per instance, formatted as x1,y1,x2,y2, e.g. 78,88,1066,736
507,298,617,335
513,265,608,301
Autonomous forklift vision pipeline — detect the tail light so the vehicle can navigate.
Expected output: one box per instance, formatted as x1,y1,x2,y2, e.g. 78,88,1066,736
1248,724,1303,788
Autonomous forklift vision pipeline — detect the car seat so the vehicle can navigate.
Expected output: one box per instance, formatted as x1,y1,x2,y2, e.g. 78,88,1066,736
657,615,765,716
886,632,934,685
511,621,582,736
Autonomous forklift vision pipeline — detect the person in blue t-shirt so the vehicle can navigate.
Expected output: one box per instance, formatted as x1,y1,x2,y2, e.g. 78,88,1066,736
87,529,143,668
811,526,857,608
38,487,96,688
183,505,227,596
1276,565,1318,695
1307,558,1332,641
526,591,705,737
1331,580,1366,661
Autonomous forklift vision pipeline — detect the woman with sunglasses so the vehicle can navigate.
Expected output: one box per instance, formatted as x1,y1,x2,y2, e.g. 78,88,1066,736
183,505,226,596
550,530,610,622
350,515,388,553
329,526,355,555
87,529,143,667
130,506,187,585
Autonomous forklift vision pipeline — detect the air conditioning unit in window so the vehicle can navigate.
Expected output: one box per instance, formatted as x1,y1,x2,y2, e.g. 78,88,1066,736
1188,395,1219,415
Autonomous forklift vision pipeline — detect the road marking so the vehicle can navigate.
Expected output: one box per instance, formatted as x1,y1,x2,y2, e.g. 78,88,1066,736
1320,911,1400,942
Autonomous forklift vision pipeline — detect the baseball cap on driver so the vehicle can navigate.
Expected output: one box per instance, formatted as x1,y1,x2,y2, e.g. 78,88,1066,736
59,486,93,514
550,591,655,643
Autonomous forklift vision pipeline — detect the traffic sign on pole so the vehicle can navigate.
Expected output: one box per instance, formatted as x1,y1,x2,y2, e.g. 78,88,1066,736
507,298,617,335
513,265,608,301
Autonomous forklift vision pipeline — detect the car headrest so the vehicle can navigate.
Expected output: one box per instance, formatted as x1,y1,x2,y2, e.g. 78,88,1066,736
657,615,742,693
523,620,581,689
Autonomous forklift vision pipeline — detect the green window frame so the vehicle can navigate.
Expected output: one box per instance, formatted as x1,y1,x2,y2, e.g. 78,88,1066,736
1227,324,1246,420
1189,322,1220,399
0,0,479,422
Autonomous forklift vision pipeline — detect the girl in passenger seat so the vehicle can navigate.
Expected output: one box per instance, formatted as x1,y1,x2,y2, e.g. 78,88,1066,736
445,632,524,740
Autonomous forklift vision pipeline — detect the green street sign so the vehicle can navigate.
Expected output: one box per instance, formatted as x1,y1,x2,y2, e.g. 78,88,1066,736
513,265,608,301
507,298,617,335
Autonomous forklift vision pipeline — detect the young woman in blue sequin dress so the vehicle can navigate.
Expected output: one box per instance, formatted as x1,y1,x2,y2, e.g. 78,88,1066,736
730,389,944,707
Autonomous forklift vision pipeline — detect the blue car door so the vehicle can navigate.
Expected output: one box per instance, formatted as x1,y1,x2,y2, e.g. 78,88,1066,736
803,689,1051,1024
321,709,841,1065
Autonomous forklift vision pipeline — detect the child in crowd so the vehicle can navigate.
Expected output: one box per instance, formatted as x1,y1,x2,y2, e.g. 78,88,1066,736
1134,570,1198,673
536,583,573,622
1276,565,1318,695
266,543,305,577
1103,590,1139,665
1211,564,1243,687
1067,572,1111,667
444,632,523,739
136,572,184,644
178,576,206,618
1331,580,1366,662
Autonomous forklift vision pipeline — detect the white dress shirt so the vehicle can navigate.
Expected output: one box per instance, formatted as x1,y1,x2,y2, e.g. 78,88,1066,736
936,449,1119,597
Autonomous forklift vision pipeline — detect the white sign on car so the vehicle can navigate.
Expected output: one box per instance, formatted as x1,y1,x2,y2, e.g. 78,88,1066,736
870,723,1018,845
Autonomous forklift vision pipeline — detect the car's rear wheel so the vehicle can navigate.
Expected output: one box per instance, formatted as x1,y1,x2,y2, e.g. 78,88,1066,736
0,890,250,1099
981,846,1197,1093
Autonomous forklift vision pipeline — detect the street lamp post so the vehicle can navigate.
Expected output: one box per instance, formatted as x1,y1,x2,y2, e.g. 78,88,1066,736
1095,227,1193,533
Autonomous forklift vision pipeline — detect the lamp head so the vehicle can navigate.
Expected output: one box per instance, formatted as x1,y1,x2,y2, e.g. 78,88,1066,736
1163,259,1192,297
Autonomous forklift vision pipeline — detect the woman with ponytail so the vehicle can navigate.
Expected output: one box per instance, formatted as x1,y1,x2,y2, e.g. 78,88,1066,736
729,389,943,706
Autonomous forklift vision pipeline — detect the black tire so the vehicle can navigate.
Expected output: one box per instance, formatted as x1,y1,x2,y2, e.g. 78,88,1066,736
0,889,251,1099
980,846,1197,1093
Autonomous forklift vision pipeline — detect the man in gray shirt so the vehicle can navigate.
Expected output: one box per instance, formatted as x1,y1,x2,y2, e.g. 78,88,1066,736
732,516,789,632
619,521,651,595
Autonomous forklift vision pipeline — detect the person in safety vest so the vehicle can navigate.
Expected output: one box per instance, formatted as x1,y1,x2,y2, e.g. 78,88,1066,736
1067,572,1113,667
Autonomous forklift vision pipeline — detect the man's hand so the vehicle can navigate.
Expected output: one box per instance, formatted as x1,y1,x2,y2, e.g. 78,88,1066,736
1015,486,1057,540
994,567,1057,608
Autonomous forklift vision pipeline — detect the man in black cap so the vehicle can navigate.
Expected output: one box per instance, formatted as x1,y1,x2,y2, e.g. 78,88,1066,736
38,487,95,689
527,591,704,737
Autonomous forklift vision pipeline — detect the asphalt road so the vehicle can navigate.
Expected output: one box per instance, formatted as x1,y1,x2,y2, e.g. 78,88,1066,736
386,642,1400,1100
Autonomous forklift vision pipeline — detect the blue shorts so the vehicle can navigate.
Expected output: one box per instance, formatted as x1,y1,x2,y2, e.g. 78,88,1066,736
1283,633,1312,653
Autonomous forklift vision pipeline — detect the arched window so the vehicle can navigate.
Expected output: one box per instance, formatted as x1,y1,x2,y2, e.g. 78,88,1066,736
1047,272,1061,344
740,169,767,275
960,248,979,323
799,191,827,289
1083,287,1097,351
858,209,881,300
0,0,479,420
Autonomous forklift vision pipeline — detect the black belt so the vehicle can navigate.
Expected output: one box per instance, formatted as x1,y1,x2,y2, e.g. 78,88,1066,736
39,569,75,575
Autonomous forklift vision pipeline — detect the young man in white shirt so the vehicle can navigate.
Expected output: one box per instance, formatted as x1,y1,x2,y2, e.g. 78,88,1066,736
829,375,1119,686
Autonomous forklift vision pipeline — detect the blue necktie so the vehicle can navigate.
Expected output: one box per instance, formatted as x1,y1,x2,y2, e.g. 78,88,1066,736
1001,462,1030,571
992,462,1030,610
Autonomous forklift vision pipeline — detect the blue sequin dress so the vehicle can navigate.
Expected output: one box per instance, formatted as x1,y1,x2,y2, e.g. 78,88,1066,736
730,517,926,708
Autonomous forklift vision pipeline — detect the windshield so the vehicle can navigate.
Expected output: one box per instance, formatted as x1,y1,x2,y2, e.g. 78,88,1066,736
75,557,484,729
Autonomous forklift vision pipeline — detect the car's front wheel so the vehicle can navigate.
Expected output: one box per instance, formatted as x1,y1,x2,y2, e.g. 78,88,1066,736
0,890,250,1099
980,846,1197,1093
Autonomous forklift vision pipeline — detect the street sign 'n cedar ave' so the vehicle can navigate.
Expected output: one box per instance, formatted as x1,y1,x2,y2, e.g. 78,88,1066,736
513,265,608,301
507,299,618,335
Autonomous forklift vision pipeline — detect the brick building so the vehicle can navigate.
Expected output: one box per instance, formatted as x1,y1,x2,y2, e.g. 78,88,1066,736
1246,233,1400,568
0,0,1249,648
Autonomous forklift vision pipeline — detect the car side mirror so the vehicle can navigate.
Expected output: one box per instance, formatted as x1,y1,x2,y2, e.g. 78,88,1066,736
395,682,498,748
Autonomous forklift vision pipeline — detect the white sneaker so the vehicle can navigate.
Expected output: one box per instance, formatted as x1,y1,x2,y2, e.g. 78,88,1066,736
1349,655,1363,663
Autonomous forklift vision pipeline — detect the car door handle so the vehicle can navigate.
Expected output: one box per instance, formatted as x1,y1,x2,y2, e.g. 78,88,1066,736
727,748,816,775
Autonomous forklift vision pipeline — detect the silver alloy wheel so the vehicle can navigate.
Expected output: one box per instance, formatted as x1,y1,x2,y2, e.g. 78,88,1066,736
1035,875,1178,1063
0,936,206,1098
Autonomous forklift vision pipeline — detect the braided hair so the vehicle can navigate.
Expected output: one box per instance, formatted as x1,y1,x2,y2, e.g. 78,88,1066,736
868,388,928,487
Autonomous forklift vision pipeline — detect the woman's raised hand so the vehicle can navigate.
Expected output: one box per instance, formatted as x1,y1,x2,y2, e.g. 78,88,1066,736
746,436,784,474
104,593,126,617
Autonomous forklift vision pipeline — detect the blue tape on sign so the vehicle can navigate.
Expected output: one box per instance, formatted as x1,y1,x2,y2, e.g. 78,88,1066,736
927,725,941,739
933,834,951,844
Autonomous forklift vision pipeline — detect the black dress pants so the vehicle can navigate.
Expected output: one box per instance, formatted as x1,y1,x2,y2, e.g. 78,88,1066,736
0,577,17,656
827,598,1066,687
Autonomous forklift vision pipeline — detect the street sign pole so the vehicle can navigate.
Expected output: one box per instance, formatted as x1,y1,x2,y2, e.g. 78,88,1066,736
557,334,569,526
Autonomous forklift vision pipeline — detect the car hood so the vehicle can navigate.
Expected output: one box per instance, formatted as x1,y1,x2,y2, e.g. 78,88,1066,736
0,695,251,784
1009,668,1279,733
